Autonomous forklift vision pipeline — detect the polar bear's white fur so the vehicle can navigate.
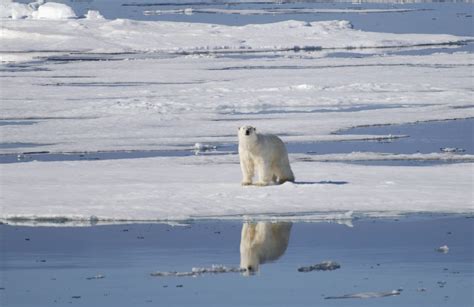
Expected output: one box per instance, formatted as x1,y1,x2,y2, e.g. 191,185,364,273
240,222,292,274
238,125,295,186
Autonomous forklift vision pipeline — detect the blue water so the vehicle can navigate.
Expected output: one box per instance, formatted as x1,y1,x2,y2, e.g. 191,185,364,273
1,118,471,164
14,0,474,37
334,118,474,155
1,215,473,306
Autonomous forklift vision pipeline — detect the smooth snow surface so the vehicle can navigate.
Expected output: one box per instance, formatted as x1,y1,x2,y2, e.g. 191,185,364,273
1,155,472,223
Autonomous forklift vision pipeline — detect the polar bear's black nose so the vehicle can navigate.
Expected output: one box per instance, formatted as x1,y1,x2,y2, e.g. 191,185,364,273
245,130,250,136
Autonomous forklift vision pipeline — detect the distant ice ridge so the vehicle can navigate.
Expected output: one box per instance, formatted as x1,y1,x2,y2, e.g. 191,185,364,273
1,1,76,20
1,17,471,54
144,8,423,16
0,1,101,20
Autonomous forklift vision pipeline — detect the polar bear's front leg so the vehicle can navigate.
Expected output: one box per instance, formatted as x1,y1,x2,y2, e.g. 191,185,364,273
256,161,273,186
240,156,254,186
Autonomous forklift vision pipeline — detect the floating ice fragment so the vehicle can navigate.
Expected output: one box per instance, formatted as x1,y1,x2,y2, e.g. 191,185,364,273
436,245,449,253
325,289,402,299
86,274,105,280
151,265,245,277
194,143,217,153
85,10,104,20
440,147,465,153
298,261,341,272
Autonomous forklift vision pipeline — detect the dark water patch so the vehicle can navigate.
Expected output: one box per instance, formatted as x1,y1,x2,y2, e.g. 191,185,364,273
326,43,473,58
0,149,196,164
451,105,474,109
210,61,473,71
0,216,472,306
0,65,50,73
0,121,38,126
336,118,474,155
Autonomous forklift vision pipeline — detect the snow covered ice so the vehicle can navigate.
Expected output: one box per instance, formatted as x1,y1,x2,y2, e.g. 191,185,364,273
0,1,473,224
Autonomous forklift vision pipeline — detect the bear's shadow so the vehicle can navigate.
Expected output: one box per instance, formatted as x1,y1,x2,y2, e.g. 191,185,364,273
294,180,349,185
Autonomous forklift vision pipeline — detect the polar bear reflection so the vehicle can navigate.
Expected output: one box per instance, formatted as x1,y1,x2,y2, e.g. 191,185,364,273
240,221,292,274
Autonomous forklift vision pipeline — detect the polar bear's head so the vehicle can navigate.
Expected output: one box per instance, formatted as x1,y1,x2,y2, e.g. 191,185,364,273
238,125,257,143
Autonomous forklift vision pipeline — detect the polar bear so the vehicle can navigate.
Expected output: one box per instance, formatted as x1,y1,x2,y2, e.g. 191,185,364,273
240,221,292,274
238,125,295,186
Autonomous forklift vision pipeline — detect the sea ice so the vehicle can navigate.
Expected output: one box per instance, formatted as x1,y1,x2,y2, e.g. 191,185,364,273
151,265,245,277
325,289,402,299
31,2,77,20
297,261,341,272
436,245,449,253
0,156,472,223
84,10,104,21
1,1,76,20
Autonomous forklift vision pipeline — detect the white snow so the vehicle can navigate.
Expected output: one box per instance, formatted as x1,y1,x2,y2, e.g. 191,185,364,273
0,0,34,19
84,10,104,21
31,2,76,20
1,19,470,54
0,1,76,20
0,155,472,223
0,51,472,154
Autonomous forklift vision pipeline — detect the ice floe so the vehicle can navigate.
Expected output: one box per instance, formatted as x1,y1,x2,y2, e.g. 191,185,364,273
151,265,245,277
0,155,472,224
1,18,471,54
31,2,77,20
144,8,424,16
297,261,341,272
325,289,402,299
436,245,449,253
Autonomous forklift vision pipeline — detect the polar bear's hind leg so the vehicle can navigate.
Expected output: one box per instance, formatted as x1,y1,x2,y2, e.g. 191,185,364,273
275,157,295,184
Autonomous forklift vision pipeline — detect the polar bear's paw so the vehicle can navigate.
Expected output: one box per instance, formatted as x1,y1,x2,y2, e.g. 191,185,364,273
241,181,253,186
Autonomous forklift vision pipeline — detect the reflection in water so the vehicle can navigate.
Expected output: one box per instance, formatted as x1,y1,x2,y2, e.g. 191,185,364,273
240,221,292,274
